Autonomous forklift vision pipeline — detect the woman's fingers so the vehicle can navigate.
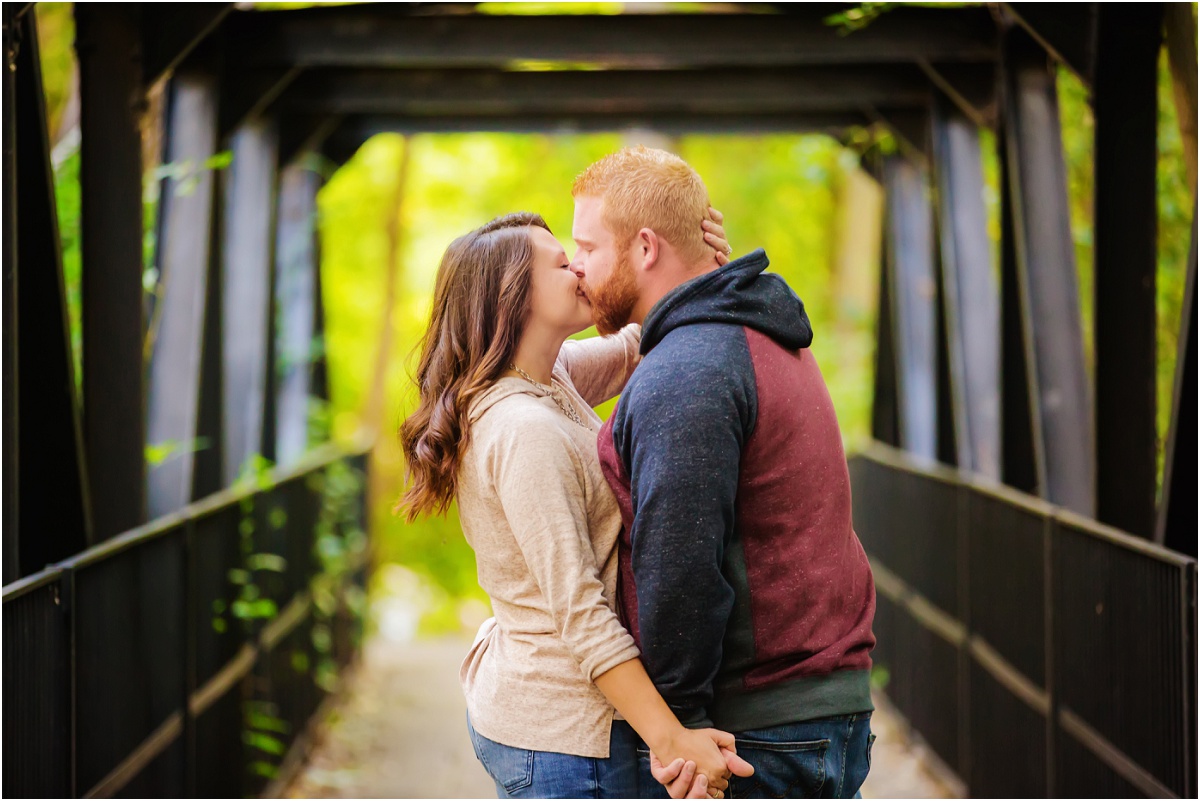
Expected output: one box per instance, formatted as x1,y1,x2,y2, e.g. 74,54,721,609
708,206,725,224
722,747,755,778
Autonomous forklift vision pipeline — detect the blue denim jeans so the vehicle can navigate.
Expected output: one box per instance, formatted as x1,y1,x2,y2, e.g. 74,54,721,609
467,713,641,798
636,713,875,799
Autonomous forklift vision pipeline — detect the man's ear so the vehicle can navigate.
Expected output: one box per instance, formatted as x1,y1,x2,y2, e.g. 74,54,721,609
636,228,659,272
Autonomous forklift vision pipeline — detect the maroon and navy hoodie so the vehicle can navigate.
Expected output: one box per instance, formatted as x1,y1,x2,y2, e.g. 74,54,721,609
598,248,876,732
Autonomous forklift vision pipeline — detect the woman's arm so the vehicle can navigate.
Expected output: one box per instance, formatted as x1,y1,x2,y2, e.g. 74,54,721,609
556,324,642,407
556,208,734,406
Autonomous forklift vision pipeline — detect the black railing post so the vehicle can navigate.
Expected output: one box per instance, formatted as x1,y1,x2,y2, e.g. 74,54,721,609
2,5,19,587
76,3,148,541
1093,3,1164,540
1157,211,1197,558
14,8,92,572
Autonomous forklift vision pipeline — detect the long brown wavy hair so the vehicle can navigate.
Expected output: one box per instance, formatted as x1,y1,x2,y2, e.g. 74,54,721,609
397,212,551,521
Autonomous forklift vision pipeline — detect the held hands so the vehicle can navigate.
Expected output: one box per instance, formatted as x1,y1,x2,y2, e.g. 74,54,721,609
651,728,755,799
704,207,733,266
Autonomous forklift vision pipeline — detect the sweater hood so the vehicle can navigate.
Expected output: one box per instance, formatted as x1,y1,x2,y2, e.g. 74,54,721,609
468,377,551,424
640,249,813,355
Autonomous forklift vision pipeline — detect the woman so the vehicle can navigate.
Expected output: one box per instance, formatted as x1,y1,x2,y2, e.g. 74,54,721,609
399,211,748,799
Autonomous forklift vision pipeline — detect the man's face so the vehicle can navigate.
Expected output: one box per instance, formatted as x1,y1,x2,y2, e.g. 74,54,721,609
572,195,640,335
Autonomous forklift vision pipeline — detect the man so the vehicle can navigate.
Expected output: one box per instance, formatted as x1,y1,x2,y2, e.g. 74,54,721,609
571,146,877,799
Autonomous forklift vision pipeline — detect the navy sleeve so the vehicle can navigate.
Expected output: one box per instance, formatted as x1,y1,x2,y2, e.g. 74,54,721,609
613,325,757,727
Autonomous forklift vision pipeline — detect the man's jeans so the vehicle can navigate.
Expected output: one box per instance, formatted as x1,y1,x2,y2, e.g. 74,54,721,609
637,713,875,799
467,713,640,798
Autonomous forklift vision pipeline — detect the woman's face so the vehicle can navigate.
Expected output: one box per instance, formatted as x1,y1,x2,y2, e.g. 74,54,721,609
525,225,594,337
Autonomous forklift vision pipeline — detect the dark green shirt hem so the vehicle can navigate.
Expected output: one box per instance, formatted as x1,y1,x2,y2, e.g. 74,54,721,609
704,668,874,733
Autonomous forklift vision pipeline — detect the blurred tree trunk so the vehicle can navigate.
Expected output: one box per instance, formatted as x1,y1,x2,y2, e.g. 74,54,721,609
364,138,412,575
832,163,883,335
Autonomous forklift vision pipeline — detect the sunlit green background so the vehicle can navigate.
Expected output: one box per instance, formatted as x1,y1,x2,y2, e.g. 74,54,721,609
33,2,1194,638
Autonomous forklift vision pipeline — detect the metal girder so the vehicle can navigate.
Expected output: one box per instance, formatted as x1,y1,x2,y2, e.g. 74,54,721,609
76,3,147,540
142,3,234,88
932,92,1001,479
871,217,901,448
919,60,998,129
1156,212,1196,558
14,10,91,573
274,65,935,117
1093,4,1163,539
219,66,301,139
1160,229,1195,542
1003,3,1099,87
997,121,1037,494
1000,27,1094,516
318,110,874,164
221,120,279,484
223,6,999,70
883,155,939,461
273,165,320,468
3,5,18,584
146,71,220,520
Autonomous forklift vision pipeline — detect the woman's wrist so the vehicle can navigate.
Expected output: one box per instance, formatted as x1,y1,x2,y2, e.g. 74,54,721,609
645,721,687,761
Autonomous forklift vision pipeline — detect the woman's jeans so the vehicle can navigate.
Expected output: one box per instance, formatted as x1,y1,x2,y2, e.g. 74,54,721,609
636,712,875,799
467,713,640,798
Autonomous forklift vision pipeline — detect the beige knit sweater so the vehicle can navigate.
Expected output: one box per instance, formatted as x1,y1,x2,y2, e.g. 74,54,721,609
457,325,642,758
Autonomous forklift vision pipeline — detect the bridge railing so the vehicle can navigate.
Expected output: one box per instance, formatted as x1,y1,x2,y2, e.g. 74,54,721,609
851,443,1197,798
2,439,372,799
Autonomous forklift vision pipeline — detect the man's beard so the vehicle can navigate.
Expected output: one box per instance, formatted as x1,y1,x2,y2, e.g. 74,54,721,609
583,251,639,336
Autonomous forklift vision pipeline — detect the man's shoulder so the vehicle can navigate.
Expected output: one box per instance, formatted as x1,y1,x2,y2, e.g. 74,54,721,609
619,323,757,423
636,323,752,385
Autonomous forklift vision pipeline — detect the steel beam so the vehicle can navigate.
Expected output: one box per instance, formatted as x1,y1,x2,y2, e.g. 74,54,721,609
319,110,874,164
932,92,1001,479
273,165,319,468
274,65,935,117
225,6,999,70
1001,28,1094,516
1003,3,1099,87
997,121,1038,495
883,155,939,460
1157,213,1197,558
1093,4,1163,539
76,3,147,540
3,6,18,584
146,71,219,519
14,10,91,573
221,120,279,484
141,3,233,88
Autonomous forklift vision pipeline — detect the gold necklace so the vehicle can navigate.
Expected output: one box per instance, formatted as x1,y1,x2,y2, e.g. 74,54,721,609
509,364,588,428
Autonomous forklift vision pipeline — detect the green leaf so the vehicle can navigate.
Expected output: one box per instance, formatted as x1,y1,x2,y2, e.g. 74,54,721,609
247,553,288,572
204,150,234,170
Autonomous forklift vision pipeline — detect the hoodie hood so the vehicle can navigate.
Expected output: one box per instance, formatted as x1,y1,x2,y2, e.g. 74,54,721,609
640,249,813,355
467,376,551,424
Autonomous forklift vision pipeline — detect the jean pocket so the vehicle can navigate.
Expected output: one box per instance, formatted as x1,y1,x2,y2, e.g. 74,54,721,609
469,726,535,794
866,733,876,773
729,737,830,799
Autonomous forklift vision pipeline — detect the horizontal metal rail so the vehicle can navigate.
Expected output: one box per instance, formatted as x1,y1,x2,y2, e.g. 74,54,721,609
853,441,1197,798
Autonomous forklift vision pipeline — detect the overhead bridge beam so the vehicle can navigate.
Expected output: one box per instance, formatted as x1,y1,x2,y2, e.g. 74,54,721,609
272,66,937,117
224,6,999,70
318,110,879,164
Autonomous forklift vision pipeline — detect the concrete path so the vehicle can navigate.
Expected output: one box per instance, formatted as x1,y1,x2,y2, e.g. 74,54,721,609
283,635,960,799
